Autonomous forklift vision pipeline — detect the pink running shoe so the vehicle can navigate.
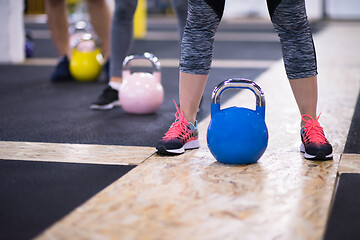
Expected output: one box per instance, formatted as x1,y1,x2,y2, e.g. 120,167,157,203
156,101,200,155
300,114,333,160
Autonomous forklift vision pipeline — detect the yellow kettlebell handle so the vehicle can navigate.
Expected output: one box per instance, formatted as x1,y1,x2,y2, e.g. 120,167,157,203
72,33,103,63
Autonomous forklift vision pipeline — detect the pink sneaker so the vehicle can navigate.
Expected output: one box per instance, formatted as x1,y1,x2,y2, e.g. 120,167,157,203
300,114,333,160
156,101,199,155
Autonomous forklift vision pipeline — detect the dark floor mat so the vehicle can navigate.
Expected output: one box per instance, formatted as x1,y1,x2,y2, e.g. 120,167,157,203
0,21,286,147
344,92,360,154
0,159,135,240
323,173,360,240
0,65,267,146
1,21,287,146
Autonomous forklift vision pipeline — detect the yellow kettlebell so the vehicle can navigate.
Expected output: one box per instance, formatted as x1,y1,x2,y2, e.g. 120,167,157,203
69,33,103,82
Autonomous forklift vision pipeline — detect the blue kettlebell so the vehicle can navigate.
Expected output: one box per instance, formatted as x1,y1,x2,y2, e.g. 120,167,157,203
207,78,268,164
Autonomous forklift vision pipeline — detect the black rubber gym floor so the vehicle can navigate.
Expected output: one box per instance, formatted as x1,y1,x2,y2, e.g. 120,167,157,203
0,159,135,240
324,173,360,240
323,90,360,240
0,65,268,146
344,92,360,154
1,22,284,147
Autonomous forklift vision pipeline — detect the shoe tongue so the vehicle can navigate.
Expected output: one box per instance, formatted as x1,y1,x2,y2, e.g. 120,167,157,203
188,121,197,130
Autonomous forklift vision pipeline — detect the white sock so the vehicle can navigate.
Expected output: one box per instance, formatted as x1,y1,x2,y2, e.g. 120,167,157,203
109,81,122,91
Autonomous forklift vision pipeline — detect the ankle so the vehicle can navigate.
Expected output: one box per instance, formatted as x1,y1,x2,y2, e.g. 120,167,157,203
301,113,318,127
110,76,122,83
184,114,196,126
109,81,121,90
181,107,198,125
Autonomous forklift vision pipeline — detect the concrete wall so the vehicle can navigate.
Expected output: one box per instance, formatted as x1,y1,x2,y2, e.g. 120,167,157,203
0,0,24,63
223,0,360,21
326,0,360,19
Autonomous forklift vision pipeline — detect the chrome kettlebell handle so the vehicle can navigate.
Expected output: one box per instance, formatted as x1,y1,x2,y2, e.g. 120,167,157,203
72,33,99,49
211,78,265,107
122,52,161,73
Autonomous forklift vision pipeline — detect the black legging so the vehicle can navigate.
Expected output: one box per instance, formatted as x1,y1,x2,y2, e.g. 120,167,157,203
180,0,317,80
110,0,188,77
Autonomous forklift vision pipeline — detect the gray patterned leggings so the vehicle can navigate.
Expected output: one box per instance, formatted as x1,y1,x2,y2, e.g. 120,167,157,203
111,0,188,77
180,0,317,80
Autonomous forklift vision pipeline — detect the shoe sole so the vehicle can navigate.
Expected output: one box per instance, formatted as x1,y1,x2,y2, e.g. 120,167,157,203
90,101,121,110
300,143,333,160
156,139,200,155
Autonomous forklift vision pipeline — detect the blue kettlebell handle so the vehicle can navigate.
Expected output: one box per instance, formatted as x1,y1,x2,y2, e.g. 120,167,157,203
211,78,266,119
122,52,161,73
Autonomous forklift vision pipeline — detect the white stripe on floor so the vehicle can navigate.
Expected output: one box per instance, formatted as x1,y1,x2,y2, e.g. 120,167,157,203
0,141,154,165
19,57,277,69
30,29,279,42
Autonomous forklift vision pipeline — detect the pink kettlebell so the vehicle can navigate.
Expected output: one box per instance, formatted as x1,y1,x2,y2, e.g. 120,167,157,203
120,52,164,114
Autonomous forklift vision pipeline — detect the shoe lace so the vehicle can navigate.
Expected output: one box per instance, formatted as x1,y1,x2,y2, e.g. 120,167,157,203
301,114,327,144
163,100,191,140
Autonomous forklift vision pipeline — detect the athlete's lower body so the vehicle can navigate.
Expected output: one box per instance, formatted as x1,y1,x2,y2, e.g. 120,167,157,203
156,0,333,160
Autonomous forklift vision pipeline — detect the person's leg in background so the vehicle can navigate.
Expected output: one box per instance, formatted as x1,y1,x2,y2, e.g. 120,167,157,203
87,0,111,80
268,0,332,159
171,0,187,40
90,0,137,110
45,0,72,81
90,0,189,110
45,0,111,82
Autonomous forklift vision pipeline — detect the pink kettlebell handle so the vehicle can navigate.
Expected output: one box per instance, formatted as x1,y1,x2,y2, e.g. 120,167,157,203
122,70,131,80
122,52,161,83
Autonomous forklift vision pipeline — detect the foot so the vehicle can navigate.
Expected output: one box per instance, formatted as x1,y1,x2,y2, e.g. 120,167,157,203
300,114,333,160
156,100,200,155
90,86,121,110
51,56,73,82
25,31,34,58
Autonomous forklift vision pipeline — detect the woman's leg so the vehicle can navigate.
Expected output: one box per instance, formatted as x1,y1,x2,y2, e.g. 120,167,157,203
109,0,137,83
45,0,69,57
179,0,224,123
171,0,188,40
90,0,137,110
289,75,318,126
156,0,224,155
87,0,111,61
267,0,318,126
267,0,332,159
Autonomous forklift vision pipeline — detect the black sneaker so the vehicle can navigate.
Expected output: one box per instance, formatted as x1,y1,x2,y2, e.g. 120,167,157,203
51,56,73,82
300,114,333,160
90,86,121,110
